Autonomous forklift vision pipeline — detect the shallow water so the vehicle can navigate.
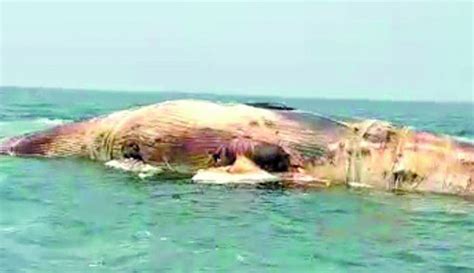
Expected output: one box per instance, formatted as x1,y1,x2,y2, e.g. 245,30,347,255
1,87,473,272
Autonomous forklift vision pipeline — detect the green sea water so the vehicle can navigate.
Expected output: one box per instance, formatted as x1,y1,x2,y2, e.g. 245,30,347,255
0,87,473,272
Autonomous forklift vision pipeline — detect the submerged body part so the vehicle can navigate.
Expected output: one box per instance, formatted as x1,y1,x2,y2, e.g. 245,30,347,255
1,100,473,196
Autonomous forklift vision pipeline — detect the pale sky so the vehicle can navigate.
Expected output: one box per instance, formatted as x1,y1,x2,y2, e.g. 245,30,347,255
0,1,472,101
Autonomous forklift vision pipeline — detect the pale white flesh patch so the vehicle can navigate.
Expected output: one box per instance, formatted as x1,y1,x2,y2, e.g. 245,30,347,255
191,168,280,184
192,155,280,184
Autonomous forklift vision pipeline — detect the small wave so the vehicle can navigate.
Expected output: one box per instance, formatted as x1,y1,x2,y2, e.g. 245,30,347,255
32,118,69,126
453,136,474,145
454,128,474,137
0,118,71,138
0,118,70,127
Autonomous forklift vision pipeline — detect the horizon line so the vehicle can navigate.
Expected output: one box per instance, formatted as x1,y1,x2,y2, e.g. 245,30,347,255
1,85,473,105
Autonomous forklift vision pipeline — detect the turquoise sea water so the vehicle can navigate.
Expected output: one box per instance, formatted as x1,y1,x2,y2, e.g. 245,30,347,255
0,87,473,272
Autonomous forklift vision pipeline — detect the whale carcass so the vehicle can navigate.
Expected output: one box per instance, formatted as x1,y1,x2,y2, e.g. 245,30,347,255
1,100,473,196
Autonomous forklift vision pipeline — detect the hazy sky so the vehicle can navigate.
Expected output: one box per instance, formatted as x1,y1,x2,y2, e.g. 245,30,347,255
1,1,472,101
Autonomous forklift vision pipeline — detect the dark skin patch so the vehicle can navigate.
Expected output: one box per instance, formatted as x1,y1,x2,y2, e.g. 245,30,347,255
122,142,143,161
251,144,290,172
263,119,276,128
211,142,290,172
249,120,259,127
245,102,295,111
212,146,236,166
391,169,421,190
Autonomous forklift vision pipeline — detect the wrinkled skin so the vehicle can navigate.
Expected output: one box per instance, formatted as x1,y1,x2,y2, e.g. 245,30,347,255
1,100,473,196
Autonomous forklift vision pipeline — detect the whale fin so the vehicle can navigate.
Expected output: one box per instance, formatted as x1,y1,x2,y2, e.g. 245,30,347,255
245,102,295,111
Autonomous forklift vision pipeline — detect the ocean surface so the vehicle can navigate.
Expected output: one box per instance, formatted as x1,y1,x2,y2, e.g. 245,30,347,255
0,87,473,273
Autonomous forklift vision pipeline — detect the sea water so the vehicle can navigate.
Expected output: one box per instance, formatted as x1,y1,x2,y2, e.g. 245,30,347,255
0,87,473,272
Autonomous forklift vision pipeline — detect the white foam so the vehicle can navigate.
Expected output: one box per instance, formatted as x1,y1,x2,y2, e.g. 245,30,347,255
348,181,374,189
105,159,164,179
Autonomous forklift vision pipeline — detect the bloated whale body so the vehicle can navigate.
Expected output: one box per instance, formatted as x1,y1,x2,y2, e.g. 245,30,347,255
1,100,473,196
